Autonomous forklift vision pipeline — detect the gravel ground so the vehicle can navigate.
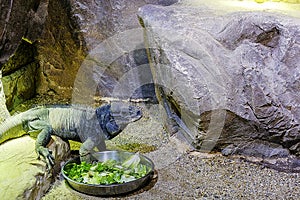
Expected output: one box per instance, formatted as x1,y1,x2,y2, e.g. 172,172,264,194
43,152,300,200
42,104,300,200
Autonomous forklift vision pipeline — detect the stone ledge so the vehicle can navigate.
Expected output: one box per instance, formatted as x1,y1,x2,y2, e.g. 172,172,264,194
0,136,70,200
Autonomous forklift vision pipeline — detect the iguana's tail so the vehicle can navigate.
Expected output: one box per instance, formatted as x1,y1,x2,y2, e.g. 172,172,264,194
0,112,27,144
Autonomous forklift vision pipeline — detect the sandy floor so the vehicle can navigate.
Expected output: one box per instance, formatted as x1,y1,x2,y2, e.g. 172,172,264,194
42,104,300,200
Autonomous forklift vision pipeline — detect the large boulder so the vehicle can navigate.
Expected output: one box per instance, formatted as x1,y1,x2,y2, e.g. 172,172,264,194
0,136,70,200
138,0,300,169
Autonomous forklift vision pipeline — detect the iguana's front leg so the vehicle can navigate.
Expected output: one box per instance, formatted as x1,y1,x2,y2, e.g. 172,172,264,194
79,137,106,163
79,137,95,163
27,120,54,169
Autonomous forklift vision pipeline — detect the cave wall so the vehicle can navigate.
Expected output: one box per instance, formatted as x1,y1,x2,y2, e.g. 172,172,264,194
0,0,86,110
35,0,86,99
0,0,178,110
0,0,47,110
69,0,177,103
0,0,42,66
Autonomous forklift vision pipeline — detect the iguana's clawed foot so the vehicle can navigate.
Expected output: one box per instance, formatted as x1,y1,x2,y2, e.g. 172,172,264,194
79,151,93,163
80,154,92,163
36,146,55,170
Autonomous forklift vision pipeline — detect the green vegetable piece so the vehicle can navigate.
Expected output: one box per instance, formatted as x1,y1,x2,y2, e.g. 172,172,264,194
63,154,151,185
135,164,148,177
122,152,141,169
120,174,136,183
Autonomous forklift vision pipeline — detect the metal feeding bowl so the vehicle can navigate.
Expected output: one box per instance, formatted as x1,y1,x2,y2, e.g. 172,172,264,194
61,151,155,196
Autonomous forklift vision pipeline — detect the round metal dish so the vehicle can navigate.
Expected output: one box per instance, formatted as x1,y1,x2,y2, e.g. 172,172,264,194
61,151,155,196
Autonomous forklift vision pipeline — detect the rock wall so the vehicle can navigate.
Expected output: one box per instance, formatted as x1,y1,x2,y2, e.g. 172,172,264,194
35,0,86,99
0,0,84,110
1,40,38,110
69,0,177,104
0,0,43,66
69,0,178,50
0,0,178,110
139,0,300,162
0,0,47,110
0,71,10,122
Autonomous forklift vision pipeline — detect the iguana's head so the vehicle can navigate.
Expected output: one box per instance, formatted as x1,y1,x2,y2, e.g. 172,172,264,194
95,102,142,139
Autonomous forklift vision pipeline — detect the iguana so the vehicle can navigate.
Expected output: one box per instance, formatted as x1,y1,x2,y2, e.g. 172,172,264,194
0,102,142,168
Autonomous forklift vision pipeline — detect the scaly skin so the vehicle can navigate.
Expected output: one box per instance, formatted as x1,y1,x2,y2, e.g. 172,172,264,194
0,102,142,169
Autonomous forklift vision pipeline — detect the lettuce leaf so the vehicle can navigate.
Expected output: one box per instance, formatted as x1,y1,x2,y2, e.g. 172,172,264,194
63,153,150,185
122,152,141,169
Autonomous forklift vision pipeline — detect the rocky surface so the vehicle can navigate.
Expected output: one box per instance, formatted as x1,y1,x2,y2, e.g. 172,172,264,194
0,0,43,110
2,40,38,110
138,0,300,167
0,0,178,111
0,0,44,66
0,135,70,200
34,0,86,99
70,0,177,104
69,0,178,50
0,0,81,110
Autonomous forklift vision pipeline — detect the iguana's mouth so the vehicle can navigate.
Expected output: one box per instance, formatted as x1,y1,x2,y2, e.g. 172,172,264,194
105,129,121,140
95,103,142,140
